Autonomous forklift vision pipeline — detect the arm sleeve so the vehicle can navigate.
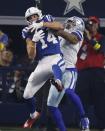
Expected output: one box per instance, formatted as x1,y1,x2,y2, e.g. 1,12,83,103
71,30,83,41
22,29,28,39
22,28,32,40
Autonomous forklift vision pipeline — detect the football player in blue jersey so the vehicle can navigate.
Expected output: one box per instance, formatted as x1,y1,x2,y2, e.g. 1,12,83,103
22,7,65,128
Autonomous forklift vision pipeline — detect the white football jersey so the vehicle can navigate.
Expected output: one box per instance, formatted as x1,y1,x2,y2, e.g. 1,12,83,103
60,29,83,68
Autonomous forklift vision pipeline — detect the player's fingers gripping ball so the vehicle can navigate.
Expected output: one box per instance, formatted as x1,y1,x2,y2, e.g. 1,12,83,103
32,30,45,42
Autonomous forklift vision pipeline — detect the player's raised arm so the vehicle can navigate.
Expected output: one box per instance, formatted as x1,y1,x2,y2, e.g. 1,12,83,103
56,16,85,44
56,29,79,44
43,21,64,30
26,38,36,60
22,27,36,60
28,12,64,31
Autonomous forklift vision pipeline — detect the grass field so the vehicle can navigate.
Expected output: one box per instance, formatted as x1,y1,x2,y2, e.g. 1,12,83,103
0,127,101,131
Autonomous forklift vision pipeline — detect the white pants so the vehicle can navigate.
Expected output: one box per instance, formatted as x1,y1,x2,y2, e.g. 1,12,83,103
47,68,77,107
23,54,65,99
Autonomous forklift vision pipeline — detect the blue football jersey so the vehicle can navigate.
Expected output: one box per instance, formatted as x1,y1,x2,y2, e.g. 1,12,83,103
22,15,62,60
35,15,62,60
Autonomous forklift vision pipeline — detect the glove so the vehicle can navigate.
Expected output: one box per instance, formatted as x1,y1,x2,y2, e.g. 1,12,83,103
30,22,43,32
32,30,45,42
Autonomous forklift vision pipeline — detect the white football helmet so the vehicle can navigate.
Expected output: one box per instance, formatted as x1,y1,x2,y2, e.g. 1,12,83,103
65,16,85,32
25,7,42,23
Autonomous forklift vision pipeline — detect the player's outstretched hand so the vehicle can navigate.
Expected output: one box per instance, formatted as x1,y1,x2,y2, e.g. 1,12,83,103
30,22,43,32
32,30,45,42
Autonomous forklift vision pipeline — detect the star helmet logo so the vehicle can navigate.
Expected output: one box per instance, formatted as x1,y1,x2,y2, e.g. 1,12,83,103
64,0,86,16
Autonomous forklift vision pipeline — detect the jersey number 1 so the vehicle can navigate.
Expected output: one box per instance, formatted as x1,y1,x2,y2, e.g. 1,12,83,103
41,33,58,49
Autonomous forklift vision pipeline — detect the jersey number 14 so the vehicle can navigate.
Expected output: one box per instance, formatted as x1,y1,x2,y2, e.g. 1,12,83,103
40,33,58,49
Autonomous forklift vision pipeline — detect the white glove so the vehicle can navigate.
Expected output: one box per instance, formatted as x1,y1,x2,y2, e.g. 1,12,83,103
32,30,45,42
30,22,43,32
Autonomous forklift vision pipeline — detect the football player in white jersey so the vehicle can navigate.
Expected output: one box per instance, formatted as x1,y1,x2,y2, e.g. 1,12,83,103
47,16,90,131
22,7,65,128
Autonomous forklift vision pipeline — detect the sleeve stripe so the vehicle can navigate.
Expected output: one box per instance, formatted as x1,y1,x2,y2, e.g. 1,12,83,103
72,30,83,41
76,30,83,39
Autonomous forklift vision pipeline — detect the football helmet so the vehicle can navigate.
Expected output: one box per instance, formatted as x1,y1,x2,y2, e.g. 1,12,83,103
25,7,42,23
64,16,85,32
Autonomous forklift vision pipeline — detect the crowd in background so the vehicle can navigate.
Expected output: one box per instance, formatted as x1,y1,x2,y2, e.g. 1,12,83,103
0,28,36,103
